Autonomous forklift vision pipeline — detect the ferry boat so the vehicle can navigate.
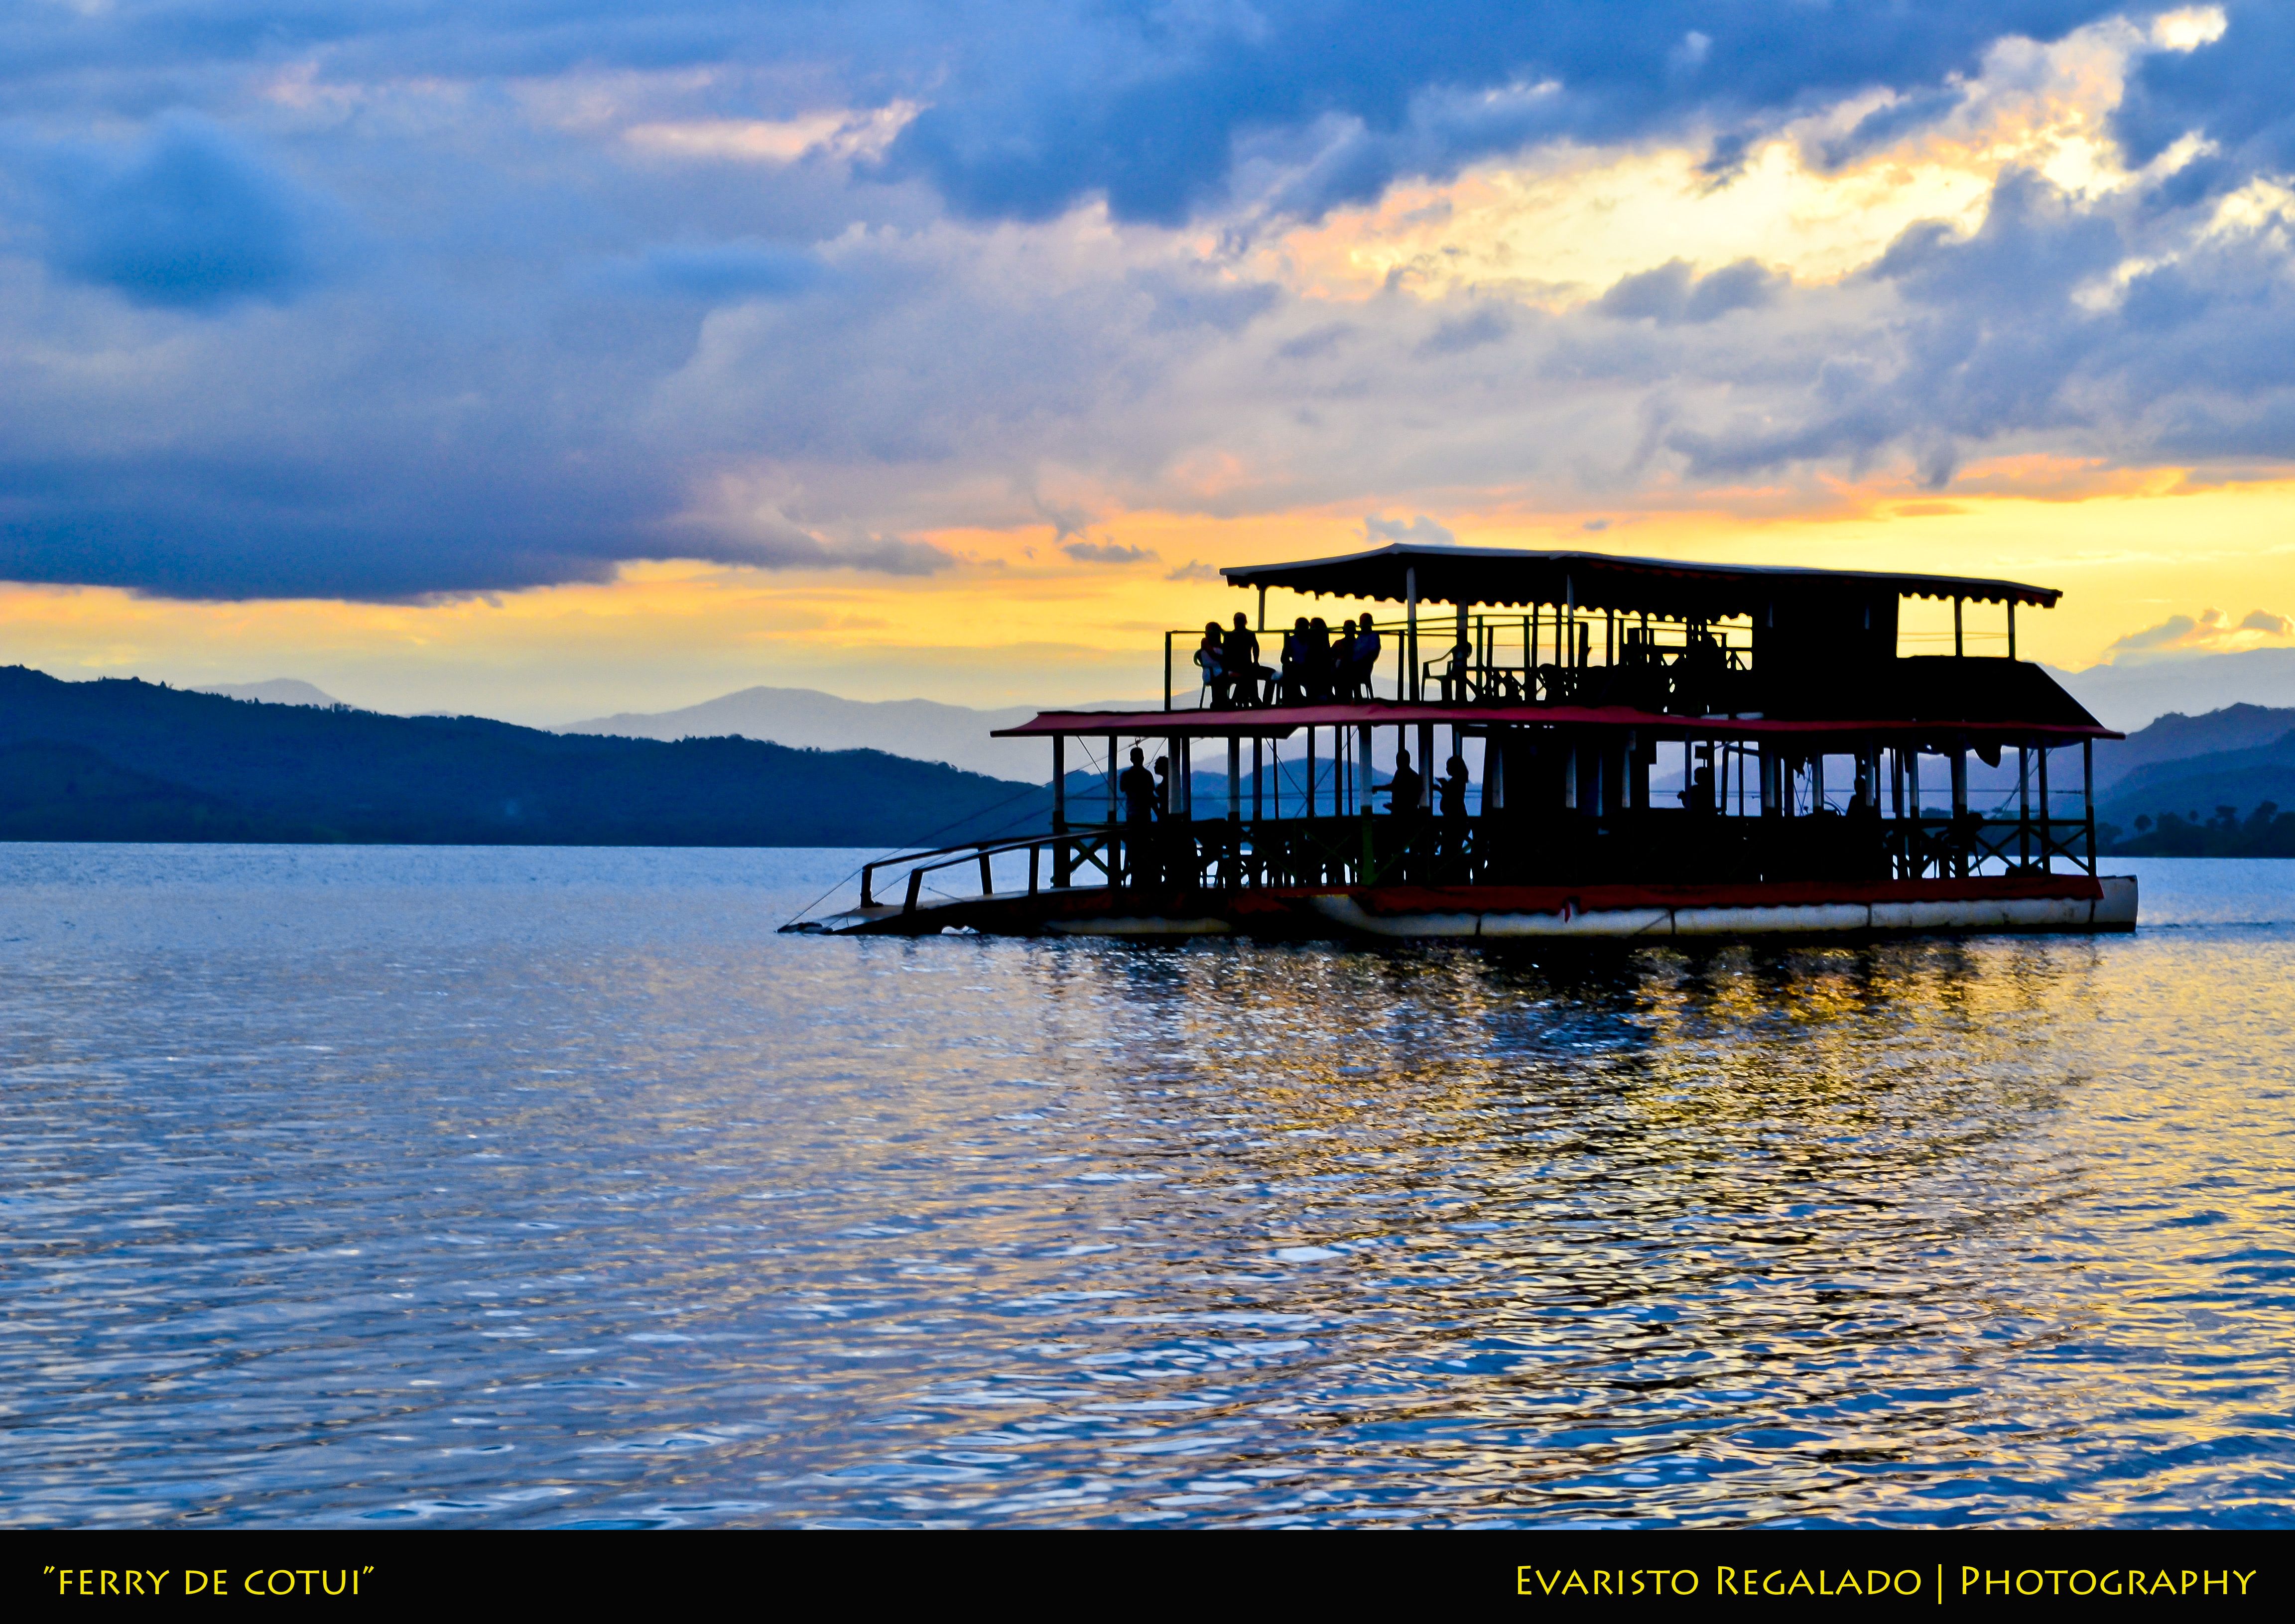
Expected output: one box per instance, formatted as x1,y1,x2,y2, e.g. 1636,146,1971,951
802,543,2136,940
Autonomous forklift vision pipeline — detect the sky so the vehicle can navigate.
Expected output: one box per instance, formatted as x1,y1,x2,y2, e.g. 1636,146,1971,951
8,2,2295,722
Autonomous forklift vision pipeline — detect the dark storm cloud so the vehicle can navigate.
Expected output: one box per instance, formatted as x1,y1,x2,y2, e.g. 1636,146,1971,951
878,1,2122,225
28,117,330,310
0,3,2288,603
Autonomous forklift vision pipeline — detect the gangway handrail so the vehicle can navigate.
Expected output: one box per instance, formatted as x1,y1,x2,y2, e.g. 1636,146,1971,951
861,825,1121,909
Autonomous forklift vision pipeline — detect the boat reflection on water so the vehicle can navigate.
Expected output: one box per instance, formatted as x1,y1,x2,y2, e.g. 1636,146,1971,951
0,848,2283,1527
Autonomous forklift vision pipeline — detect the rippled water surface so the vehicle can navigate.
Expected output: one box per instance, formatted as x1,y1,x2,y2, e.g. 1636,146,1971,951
2,846,2291,1527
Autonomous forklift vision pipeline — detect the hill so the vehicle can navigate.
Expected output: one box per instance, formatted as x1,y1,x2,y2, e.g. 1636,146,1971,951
2046,649,2295,732
0,667,1051,849
557,684,1155,782
2090,702,2295,793
2099,728,2295,854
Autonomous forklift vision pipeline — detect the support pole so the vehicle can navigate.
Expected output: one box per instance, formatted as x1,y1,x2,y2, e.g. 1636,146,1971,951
1307,727,1317,821
2083,738,2097,874
2017,745,2031,870
1257,584,1267,633
1253,737,1263,825
1228,736,1241,822
1953,596,1964,658
1053,735,1070,887
1164,630,1173,711
1405,567,1420,702
2008,601,2018,661
2038,744,2051,873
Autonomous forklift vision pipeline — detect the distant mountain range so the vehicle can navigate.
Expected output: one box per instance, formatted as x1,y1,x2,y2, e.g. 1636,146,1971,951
0,667,1055,849
557,685,1152,781
25,664,2295,856
2045,650,2295,734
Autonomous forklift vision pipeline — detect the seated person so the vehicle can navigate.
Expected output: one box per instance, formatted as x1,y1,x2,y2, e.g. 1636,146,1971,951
1221,613,1271,706
1433,638,1474,701
1195,621,1232,707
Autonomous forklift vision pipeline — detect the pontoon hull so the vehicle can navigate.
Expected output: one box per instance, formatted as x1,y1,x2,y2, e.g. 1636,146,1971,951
815,874,2137,940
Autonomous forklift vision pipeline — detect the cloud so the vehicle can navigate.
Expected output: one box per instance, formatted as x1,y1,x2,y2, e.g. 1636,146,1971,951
1365,513,1455,546
1415,304,1512,356
2103,604,2295,661
878,1,2135,226
1165,559,1220,582
4,4,2295,607
1597,258,1786,324
1062,540,1156,564
597,242,822,300
38,117,330,311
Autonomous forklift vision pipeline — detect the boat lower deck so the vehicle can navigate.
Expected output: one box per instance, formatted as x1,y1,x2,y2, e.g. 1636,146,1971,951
811,873,2137,940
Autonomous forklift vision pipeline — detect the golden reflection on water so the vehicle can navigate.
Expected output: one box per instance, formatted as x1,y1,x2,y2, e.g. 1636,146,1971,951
1,848,2289,1526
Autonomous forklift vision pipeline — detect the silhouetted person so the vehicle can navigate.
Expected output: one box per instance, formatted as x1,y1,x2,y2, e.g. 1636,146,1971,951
1437,754,1471,878
1342,618,1382,699
1280,617,1313,704
1118,746,1156,885
1438,636,1473,701
1306,617,1334,701
1383,746,1425,882
1383,747,1422,817
1222,613,1267,706
1437,755,1469,819
1198,621,1232,707
1685,763,1716,816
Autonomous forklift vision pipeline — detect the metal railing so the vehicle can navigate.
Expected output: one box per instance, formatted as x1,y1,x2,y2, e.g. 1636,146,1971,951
1161,614,1757,712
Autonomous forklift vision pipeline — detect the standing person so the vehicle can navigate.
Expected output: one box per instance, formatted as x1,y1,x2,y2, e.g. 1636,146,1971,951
1118,746,1156,886
1437,755,1472,878
1306,617,1335,702
1383,745,1424,881
1280,617,1313,704
1345,618,1383,700
1383,747,1423,817
1221,613,1265,707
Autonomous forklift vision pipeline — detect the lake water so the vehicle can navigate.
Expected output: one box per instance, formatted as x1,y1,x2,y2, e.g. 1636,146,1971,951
1,847,2290,1528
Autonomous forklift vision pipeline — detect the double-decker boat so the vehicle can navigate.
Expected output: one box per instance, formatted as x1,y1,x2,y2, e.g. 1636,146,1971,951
802,542,2136,940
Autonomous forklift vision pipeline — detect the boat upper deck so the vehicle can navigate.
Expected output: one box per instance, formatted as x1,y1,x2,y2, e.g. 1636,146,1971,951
1040,542,2107,737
